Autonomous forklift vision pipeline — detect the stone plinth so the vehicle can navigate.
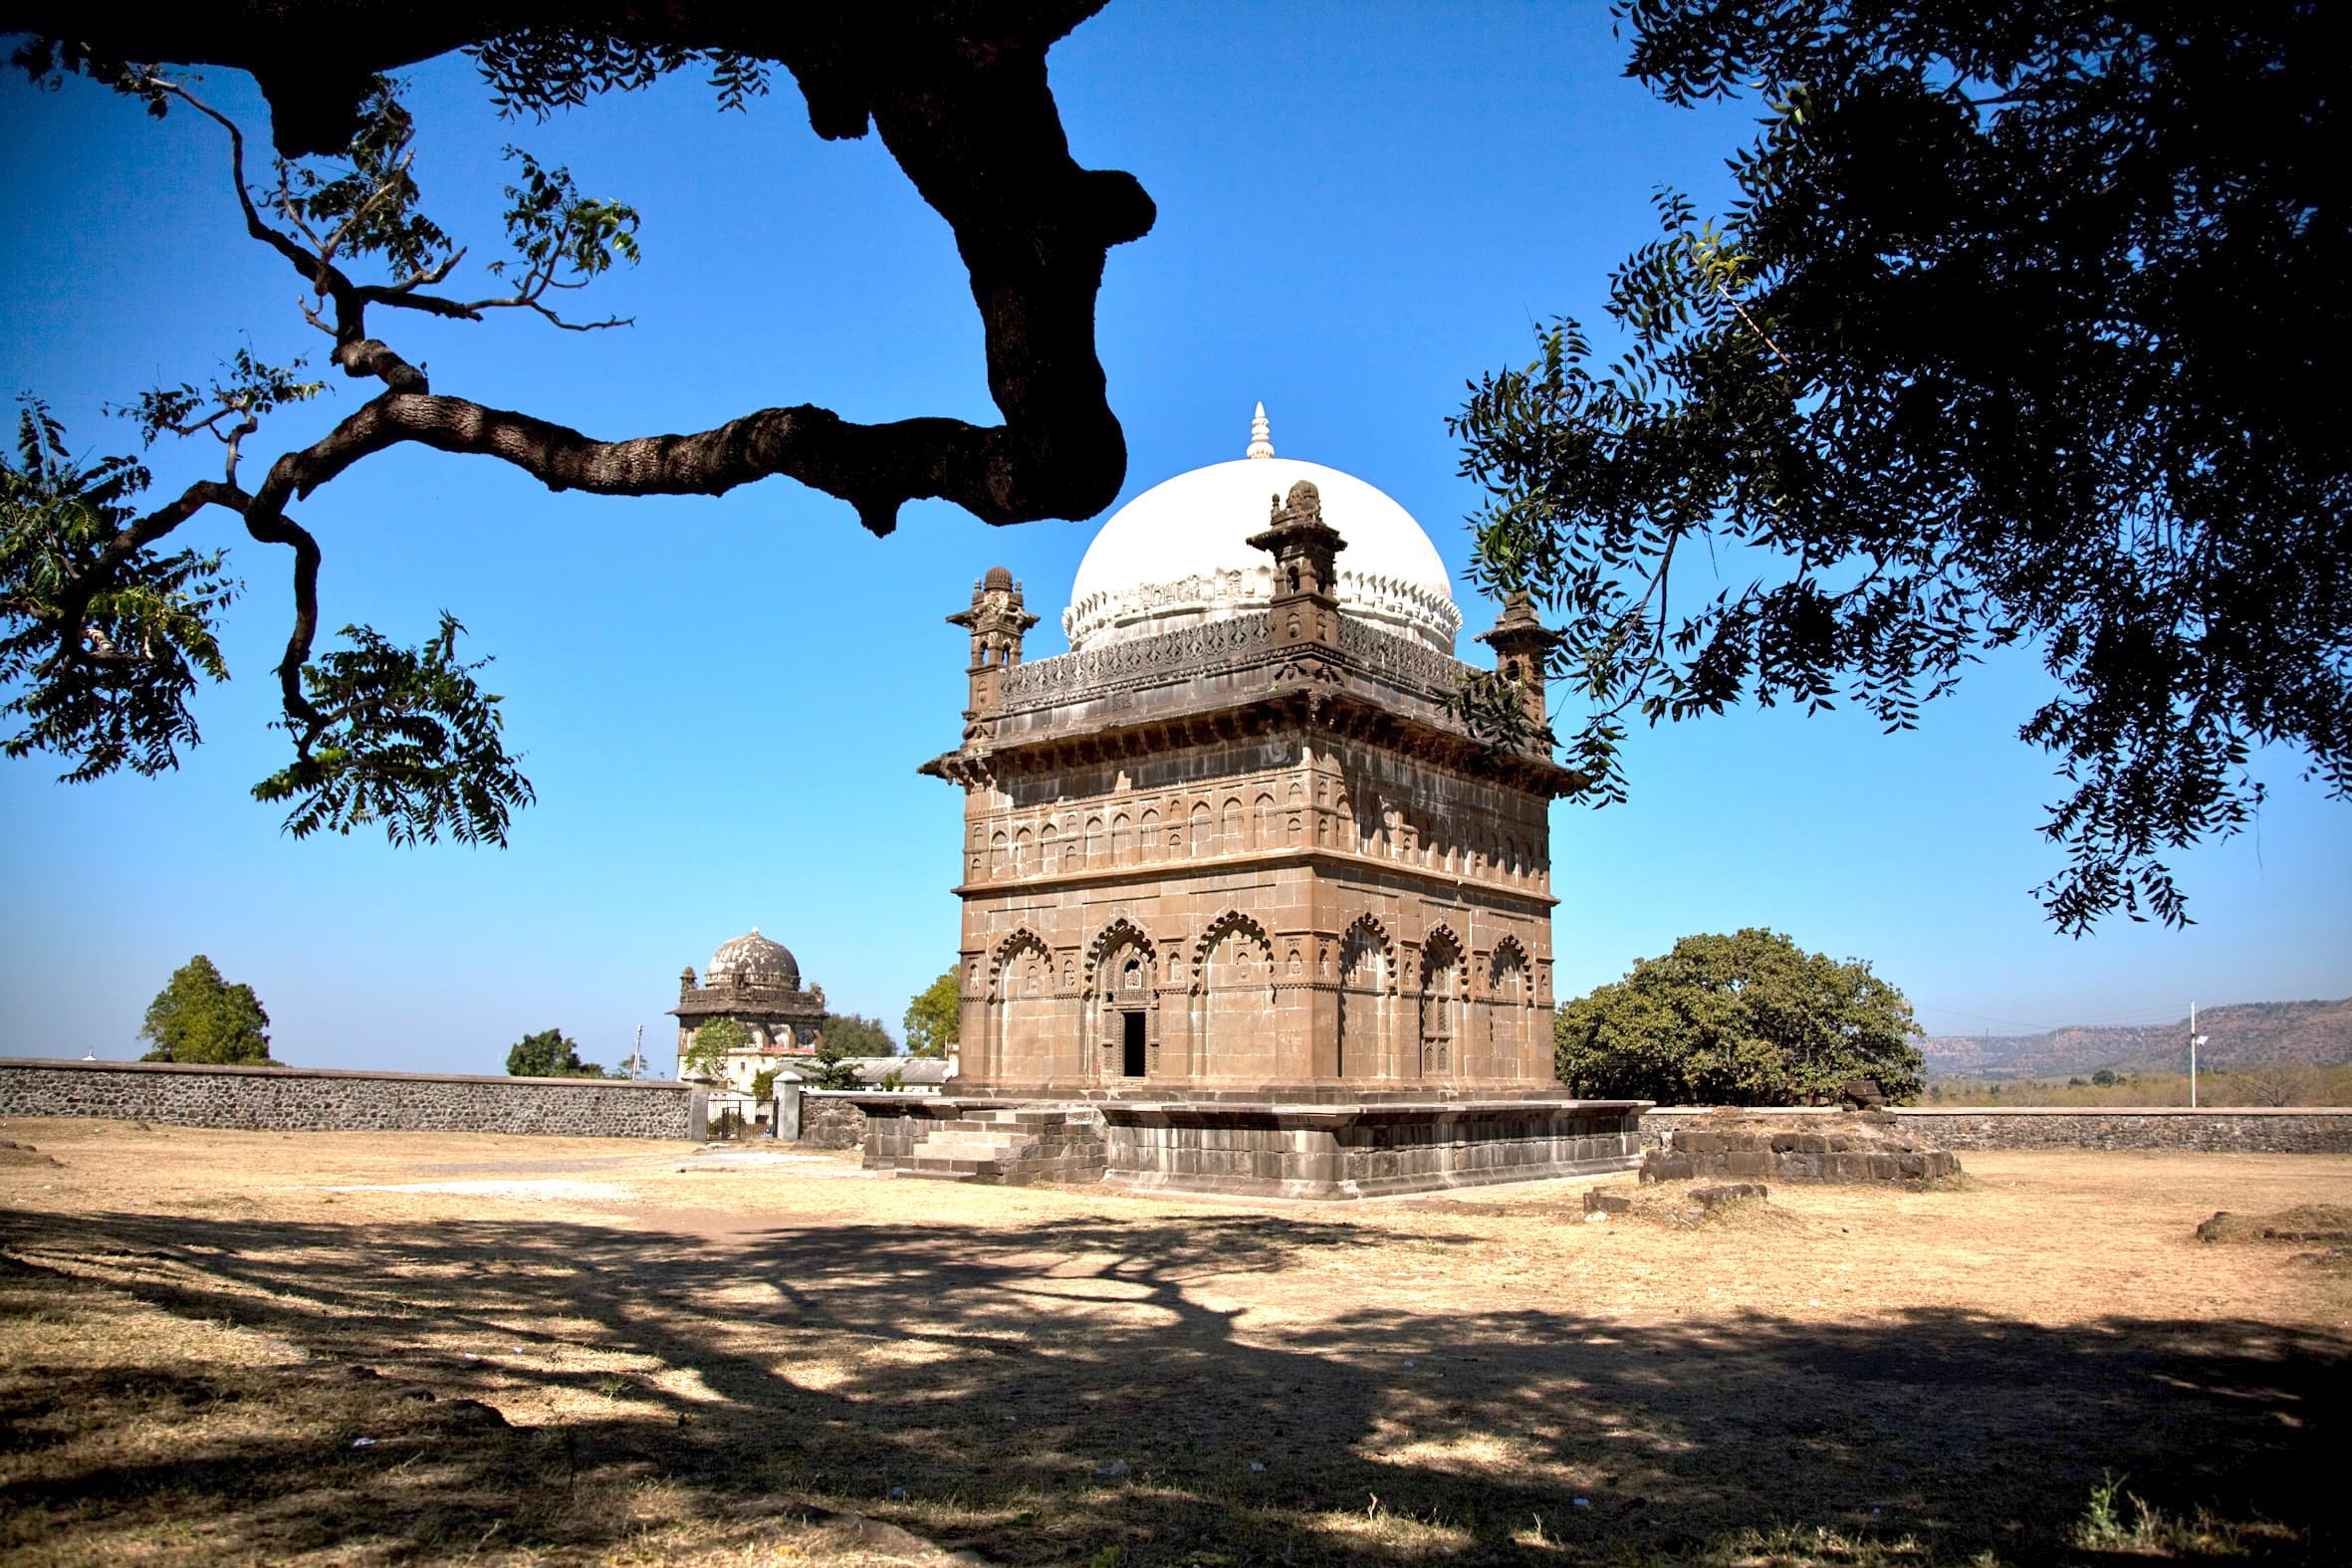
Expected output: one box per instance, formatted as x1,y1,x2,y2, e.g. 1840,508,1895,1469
1099,1098,1646,1199
839,1092,1646,1199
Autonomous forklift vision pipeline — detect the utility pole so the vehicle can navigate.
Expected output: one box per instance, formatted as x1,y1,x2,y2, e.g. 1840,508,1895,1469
627,1023,645,1080
2189,1003,2208,1109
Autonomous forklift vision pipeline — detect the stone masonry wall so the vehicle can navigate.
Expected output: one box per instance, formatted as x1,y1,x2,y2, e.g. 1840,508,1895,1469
799,1093,870,1150
1639,1106,2352,1155
0,1059,704,1141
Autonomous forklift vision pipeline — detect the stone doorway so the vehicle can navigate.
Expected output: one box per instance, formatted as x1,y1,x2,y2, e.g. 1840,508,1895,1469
1119,1010,1147,1078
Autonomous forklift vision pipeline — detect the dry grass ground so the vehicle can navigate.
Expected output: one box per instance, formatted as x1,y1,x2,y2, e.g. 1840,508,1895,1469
2,1120,2346,1567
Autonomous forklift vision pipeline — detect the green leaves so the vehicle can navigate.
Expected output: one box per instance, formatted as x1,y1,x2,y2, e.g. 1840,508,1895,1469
506,1026,603,1078
252,613,535,846
118,349,324,453
0,402,238,782
484,148,643,326
266,80,455,279
902,970,961,1059
684,1016,750,1077
1555,928,1923,1106
1458,0,2351,934
470,31,772,119
140,955,272,1065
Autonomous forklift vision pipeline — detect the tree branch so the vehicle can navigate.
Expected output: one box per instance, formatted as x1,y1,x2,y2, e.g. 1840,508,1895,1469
13,2,1154,533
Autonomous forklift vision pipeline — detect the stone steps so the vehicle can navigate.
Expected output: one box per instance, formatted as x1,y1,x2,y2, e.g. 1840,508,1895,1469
857,1105,1109,1187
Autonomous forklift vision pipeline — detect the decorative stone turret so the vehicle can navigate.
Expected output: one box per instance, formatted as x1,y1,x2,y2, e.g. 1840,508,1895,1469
1475,590,1560,726
948,566,1041,742
1247,479,1347,663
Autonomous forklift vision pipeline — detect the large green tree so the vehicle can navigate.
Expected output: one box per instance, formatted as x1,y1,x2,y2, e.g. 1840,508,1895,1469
1456,0,2348,934
819,1012,897,1058
0,4,1151,843
505,1026,602,1078
138,955,272,1064
1555,928,1923,1106
902,970,960,1059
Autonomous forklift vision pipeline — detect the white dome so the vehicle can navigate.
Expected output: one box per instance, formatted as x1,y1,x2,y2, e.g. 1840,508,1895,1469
1063,411,1461,653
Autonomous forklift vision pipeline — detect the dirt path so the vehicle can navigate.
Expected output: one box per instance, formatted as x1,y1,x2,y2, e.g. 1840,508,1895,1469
3,1119,2345,1565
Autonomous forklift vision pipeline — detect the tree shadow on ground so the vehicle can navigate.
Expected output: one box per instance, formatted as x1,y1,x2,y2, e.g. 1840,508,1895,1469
1,1205,2341,1565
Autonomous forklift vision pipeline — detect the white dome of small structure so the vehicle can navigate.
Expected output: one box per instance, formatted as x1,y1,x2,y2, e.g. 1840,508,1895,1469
1063,406,1462,653
706,928,800,990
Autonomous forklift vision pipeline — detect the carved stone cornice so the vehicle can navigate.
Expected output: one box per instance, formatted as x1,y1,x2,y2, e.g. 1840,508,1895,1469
951,844,1559,912
923,680,1578,797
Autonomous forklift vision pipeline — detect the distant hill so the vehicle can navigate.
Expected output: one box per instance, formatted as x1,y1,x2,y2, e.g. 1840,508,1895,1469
1920,998,2352,1081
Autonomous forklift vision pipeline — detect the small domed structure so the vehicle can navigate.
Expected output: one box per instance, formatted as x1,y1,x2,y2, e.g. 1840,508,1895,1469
706,927,800,991
983,564,1015,591
672,926,827,1133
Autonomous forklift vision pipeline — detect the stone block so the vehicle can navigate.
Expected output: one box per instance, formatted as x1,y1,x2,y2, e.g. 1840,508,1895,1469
1641,1154,1693,1183
1690,1182,1766,1209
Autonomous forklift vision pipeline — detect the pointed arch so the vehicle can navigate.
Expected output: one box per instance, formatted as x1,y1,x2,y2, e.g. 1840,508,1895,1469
981,928,1057,1084
1087,917,1159,1082
1419,924,1465,1079
1337,913,1394,1080
1085,916,1157,977
986,927,1055,996
1486,934,1531,1079
1192,909,1275,1074
1191,908,1275,973
1338,913,1395,991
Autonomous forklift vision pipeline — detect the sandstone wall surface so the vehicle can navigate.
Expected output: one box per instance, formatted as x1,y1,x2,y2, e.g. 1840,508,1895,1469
1639,1106,2352,1155
0,1059,704,1141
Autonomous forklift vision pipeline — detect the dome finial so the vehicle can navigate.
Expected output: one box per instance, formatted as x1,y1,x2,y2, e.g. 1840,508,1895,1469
1245,401,1274,460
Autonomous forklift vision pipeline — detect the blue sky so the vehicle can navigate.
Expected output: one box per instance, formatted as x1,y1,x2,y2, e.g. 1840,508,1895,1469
3,4,2345,1072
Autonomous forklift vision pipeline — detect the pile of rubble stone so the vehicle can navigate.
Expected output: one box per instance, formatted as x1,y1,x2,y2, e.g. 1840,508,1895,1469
1641,1109,1961,1185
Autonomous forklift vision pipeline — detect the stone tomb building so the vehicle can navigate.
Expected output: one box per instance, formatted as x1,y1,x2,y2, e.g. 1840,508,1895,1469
671,927,825,1128
845,411,1645,1197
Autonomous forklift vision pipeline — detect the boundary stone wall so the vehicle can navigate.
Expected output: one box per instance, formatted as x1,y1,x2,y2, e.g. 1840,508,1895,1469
1640,1105,2352,1155
0,1058,705,1141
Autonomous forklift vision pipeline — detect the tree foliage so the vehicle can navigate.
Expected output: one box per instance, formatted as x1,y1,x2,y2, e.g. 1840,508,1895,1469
1,3,1152,839
505,1025,602,1078
682,1015,749,1078
902,969,960,1059
819,1012,896,1059
3,403,238,783
1455,0,2349,934
1555,928,1923,1106
138,954,272,1064
804,1024,867,1091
